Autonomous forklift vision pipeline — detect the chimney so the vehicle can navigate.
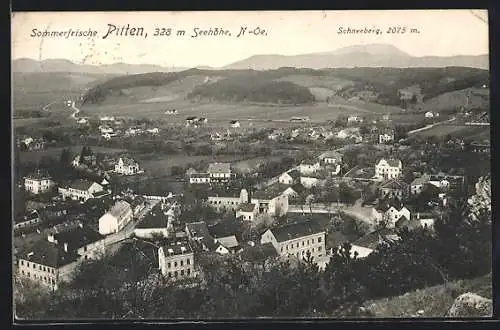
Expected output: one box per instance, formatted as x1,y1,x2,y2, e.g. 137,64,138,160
63,242,68,252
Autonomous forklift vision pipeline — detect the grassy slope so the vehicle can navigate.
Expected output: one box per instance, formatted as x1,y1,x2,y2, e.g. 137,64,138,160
362,273,492,318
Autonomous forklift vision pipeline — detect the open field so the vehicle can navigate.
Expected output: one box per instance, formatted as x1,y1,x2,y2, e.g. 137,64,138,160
81,98,404,124
232,156,283,173
412,124,487,138
19,146,126,164
137,154,260,176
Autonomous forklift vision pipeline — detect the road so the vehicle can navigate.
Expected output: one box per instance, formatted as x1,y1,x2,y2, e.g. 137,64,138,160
42,100,58,112
70,103,80,119
407,116,456,135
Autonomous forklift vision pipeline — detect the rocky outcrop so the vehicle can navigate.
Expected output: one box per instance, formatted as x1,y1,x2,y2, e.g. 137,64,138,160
447,292,492,317
467,176,491,221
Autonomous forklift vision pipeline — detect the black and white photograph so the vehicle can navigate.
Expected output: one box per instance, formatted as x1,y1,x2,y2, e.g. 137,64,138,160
11,10,492,320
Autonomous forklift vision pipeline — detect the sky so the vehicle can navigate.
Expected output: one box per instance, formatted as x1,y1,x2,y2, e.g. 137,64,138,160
11,10,489,68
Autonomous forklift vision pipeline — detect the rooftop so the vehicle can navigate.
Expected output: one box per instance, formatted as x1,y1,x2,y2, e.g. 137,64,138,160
284,169,300,180
216,235,239,249
270,220,325,243
239,242,278,262
119,157,138,166
381,179,409,190
52,225,104,251
68,179,98,191
190,173,210,178
185,221,211,238
135,208,168,229
108,200,132,218
238,203,257,213
25,170,52,181
18,239,78,268
207,162,231,174
411,174,432,186
377,158,402,168
160,242,193,256
351,228,398,250
319,151,343,160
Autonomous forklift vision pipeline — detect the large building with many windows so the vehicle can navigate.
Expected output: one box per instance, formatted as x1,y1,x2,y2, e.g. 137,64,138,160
158,242,196,282
24,170,55,195
16,224,105,290
260,220,326,262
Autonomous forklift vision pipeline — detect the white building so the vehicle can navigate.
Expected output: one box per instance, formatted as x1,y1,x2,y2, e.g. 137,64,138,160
236,203,258,221
58,180,104,202
77,118,88,124
350,229,399,258
207,162,232,182
158,243,196,282
300,176,320,189
278,170,300,185
425,111,438,118
261,221,326,261
318,151,343,165
99,125,114,134
189,173,211,184
379,130,395,144
229,120,240,128
98,200,133,235
114,157,142,176
24,170,55,195
375,158,402,180
372,204,411,228
299,160,321,176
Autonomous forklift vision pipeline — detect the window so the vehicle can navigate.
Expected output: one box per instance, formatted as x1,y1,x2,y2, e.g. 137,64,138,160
318,246,322,252
167,262,171,268
302,251,305,255
280,247,283,252
51,269,55,274
187,259,191,265
52,279,55,284
174,261,177,267
318,237,322,243
187,269,191,275
181,269,185,276
84,246,87,252
21,270,24,275
43,266,46,272
180,260,184,266
168,272,172,278
27,273,30,278
302,241,304,246
296,243,299,248
20,261,24,266
33,264,36,269
174,271,178,277
286,245,289,250
312,248,315,252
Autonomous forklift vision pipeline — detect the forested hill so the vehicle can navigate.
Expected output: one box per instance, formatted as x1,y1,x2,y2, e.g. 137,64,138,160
81,67,488,107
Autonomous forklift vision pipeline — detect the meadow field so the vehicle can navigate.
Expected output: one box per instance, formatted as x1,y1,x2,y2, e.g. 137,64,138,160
412,124,489,138
19,146,126,164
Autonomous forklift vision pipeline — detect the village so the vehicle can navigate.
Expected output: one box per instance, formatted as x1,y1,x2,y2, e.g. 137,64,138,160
12,104,490,292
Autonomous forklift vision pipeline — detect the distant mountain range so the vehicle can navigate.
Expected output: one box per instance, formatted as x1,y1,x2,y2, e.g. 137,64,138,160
12,44,489,74
223,44,489,70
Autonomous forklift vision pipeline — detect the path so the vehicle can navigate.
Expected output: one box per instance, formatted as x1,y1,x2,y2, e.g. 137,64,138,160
407,116,456,135
42,100,58,112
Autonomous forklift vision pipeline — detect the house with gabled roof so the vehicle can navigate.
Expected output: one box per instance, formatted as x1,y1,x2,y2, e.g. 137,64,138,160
98,200,133,235
410,174,432,195
318,150,343,165
379,179,409,201
236,203,258,221
299,159,321,175
279,169,300,185
372,198,411,228
260,220,326,262
207,162,232,182
375,158,402,180
350,228,399,258
16,224,105,290
58,180,104,202
238,242,278,270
